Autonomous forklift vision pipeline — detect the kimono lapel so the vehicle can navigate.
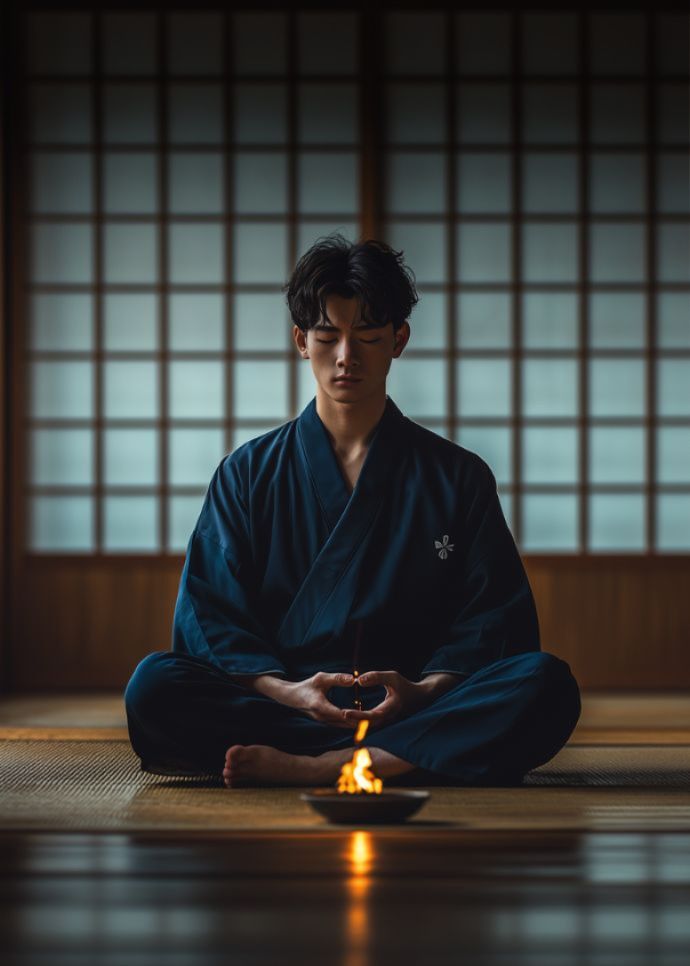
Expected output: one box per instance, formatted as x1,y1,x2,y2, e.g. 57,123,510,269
275,395,407,650
295,396,351,532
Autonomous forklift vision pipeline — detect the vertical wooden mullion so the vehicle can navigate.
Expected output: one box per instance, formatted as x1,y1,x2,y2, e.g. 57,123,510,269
93,10,103,552
223,11,234,454
5,1,26,689
157,11,168,553
287,10,298,418
360,10,382,242
645,9,657,554
510,11,523,544
578,10,589,554
445,11,456,445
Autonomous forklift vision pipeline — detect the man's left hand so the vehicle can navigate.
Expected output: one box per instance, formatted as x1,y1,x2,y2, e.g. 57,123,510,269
342,670,437,730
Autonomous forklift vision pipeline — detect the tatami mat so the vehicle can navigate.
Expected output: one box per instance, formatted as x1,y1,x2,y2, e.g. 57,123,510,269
1,739,689,833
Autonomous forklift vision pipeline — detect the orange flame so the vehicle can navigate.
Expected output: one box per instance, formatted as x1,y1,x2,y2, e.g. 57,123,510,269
336,719,384,795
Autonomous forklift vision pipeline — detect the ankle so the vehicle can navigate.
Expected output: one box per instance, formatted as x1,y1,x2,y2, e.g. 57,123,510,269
368,746,416,778
314,748,356,784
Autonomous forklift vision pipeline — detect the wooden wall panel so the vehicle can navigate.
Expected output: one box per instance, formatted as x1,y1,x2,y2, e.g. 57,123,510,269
12,561,182,690
525,559,690,690
9,557,690,691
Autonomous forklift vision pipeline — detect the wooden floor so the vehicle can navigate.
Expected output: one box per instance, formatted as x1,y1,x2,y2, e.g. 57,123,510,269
3,829,689,966
1,692,689,965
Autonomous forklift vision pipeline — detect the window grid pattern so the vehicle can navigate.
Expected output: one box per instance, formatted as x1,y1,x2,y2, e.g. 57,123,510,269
379,10,689,553
18,9,690,555
23,9,361,553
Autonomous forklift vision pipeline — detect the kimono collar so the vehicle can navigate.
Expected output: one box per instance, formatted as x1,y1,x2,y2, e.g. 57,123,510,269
296,394,407,532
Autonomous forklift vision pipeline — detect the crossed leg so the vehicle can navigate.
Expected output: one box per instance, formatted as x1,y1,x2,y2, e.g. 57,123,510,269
124,649,581,787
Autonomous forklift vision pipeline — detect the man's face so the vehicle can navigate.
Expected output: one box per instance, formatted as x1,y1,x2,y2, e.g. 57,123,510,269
293,294,410,404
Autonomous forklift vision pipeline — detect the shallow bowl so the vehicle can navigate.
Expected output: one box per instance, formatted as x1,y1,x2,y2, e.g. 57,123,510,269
300,788,430,824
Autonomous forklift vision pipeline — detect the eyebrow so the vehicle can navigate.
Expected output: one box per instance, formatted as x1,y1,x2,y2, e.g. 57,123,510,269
313,321,381,330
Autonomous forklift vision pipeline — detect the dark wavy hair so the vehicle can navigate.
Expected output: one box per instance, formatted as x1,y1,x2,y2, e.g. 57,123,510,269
283,233,419,333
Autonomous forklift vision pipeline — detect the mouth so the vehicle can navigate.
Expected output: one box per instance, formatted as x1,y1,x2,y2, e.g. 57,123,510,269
334,377,362,384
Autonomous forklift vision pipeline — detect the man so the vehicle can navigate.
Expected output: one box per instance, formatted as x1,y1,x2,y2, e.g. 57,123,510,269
124,234,581,788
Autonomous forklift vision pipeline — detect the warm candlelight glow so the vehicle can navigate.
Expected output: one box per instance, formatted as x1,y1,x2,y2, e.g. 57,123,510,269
345,831,373,966
336,719,384,794
349,829,373,876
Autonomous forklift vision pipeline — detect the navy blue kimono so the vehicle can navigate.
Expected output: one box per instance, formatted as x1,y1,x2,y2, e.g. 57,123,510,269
124,395,581,784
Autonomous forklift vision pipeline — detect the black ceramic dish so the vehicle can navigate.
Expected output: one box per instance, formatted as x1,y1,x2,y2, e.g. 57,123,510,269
300,789,430,824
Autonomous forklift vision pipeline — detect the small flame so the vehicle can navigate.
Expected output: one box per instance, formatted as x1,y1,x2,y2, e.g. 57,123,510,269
336,719,384,795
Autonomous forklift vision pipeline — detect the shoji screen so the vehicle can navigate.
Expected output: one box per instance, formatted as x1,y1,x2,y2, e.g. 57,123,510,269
380,10,690,553
23,9,359,555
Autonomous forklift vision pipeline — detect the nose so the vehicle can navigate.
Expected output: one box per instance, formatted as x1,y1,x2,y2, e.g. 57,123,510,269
336,337,360,369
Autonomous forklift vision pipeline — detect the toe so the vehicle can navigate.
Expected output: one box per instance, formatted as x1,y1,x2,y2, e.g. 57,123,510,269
225,744,243,766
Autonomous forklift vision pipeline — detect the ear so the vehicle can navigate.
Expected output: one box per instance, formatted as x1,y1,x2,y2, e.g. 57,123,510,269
293,324,309,359
392,322,410,358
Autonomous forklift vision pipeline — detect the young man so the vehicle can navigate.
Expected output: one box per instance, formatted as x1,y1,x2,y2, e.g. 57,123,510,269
124,234,581,788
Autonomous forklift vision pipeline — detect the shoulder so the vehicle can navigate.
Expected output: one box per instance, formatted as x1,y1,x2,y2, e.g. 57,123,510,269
207,418,301,514
217,418,297,488
195,419,296,540
403,417,497,494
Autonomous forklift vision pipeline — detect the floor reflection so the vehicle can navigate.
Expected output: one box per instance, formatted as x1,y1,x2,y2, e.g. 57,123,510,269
1,830,689,965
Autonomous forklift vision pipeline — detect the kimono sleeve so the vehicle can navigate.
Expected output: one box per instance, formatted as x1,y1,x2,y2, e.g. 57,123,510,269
420,458,540,680
171,456,289,679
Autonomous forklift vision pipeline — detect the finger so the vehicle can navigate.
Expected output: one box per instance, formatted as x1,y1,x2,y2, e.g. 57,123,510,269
342,695,387,718
323,672,356,688
357,670,395,687
344,706,389,720
343,709,396,729
342,709,375,721
344,699,398,724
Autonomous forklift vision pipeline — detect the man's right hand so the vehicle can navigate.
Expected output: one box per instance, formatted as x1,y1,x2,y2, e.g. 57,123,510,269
239,671,358,729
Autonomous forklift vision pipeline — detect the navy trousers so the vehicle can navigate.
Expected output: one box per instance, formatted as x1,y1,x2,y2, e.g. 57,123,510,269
123,650,581,786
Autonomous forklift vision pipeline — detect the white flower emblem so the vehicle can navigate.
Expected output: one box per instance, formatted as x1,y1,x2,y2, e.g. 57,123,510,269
434,534,454,560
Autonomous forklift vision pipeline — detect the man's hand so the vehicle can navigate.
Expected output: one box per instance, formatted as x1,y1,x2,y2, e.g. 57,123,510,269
251,671,358,729
342,670,441,730
236,669,463,732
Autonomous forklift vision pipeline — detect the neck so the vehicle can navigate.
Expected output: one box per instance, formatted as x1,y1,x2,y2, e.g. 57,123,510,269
315,386,387,454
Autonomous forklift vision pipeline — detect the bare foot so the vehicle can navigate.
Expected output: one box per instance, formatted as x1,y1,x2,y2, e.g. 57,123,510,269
223,744,417,788
223,744,350,788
